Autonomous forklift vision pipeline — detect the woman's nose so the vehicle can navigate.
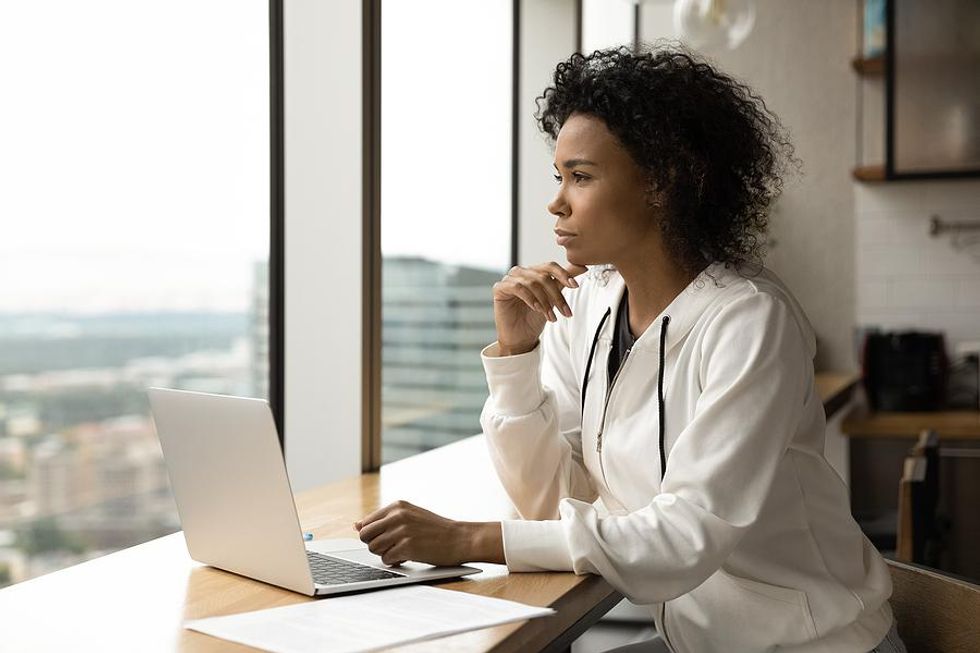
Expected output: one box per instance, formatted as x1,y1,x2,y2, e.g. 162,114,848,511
547,192,567,217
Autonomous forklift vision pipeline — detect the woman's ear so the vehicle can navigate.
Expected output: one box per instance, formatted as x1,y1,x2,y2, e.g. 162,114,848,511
643,180,666,209
642,169,673,210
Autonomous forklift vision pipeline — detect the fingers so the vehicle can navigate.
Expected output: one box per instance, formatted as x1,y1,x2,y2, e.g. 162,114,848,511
505,266,571,321
381,545,407,567
495,274,548,319
364,530,400,558
357,515,396,544
357,514,408,564
493,261,585,325
541,261,583,289
514,275,558,321
533,263,576,317
354,505,411,566
354,505,389,531
368,532,408,566
355,499,414,531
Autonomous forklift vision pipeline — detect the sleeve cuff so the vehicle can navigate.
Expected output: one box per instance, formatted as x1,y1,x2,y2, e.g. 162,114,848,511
480,340,545,416
501,519,574,572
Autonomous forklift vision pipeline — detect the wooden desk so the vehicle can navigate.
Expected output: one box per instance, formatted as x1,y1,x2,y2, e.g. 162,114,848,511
0,373,860,651
0,436,621,652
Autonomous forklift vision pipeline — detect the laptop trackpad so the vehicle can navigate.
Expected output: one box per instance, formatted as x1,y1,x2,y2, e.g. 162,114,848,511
307,538,434,576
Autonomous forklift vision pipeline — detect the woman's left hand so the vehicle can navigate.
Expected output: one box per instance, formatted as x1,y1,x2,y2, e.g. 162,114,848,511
354,500,502,567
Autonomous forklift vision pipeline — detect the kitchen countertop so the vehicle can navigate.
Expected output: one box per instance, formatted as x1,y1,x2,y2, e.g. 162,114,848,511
841,405,980,439
815,372,862,419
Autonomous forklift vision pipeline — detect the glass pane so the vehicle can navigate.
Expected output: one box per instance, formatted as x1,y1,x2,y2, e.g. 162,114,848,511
0,1,269,588
893,0,980,173
380,0,512,464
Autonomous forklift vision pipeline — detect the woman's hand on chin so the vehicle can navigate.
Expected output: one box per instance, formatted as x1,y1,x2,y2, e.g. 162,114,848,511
354,500,503,567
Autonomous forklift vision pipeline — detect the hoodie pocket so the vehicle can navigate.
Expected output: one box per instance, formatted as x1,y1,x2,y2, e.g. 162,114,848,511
666,568,818,652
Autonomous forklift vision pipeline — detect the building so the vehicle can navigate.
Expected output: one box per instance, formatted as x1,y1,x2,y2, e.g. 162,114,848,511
380,256,501,463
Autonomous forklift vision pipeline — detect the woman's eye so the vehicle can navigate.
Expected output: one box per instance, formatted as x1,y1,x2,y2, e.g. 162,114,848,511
553,173,587,184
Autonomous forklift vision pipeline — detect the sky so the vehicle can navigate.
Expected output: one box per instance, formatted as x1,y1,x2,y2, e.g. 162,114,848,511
380,0,512,273
0,0,514,315
0,0,269,314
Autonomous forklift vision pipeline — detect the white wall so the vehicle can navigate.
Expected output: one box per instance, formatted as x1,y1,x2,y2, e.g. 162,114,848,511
581,0,634,55
284,0,363,491
855,181,980,353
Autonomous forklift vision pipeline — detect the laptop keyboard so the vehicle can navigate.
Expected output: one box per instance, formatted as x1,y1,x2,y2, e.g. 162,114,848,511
306,551,406,585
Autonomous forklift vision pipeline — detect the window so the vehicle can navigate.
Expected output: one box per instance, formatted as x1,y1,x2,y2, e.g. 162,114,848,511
0,0,270,587
379,0,513,464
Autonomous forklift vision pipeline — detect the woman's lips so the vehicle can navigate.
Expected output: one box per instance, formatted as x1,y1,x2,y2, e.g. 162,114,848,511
555,229,576,247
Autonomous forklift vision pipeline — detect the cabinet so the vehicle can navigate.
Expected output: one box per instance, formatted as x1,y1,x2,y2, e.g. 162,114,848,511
852,0,980,182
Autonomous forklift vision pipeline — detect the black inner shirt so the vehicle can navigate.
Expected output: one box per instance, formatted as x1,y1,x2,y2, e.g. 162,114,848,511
607,287,637,385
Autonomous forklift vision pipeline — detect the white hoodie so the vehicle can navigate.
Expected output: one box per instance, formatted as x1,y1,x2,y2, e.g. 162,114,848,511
479,261,893,653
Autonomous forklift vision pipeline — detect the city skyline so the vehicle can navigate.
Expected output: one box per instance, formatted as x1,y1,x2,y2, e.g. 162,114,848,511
0,250,510,315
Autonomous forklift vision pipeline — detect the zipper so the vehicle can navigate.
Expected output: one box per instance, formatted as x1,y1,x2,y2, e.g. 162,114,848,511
660,602,674,651
596,345,633,488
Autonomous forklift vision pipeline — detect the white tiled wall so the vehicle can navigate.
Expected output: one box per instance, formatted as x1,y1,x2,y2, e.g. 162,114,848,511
855,181,980,355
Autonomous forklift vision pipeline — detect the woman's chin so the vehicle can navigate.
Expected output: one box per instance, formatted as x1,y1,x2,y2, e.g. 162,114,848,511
565,250,587,267
566,252,598,267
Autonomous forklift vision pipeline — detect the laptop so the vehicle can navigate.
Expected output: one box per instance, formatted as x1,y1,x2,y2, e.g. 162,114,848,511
146,387,481,597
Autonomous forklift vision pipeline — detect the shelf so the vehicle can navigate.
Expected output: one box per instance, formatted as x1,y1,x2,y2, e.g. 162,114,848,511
851,55,885,76
852,164,887,182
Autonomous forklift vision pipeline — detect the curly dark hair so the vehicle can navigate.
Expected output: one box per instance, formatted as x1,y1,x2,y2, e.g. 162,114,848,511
534,41,801,280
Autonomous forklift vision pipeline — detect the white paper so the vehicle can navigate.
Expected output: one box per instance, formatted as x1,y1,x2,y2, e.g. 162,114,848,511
185,584,555,653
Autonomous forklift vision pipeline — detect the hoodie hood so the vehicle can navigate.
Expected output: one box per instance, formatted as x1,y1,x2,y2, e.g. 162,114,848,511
584,261,818,362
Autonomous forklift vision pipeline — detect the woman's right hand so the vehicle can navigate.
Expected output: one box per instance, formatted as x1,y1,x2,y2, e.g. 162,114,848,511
491,262,589,356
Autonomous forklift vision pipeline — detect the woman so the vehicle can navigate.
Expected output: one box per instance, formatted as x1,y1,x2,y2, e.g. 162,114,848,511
355,44,906,652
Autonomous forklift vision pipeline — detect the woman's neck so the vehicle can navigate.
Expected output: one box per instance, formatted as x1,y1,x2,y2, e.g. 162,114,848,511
614,246,702,338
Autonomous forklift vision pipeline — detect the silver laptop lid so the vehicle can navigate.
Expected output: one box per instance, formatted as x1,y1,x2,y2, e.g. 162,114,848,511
147,387,315,595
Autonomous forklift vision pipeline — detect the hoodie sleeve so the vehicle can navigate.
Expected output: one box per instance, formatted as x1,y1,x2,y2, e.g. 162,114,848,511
479,285,598,525
497,291,811,605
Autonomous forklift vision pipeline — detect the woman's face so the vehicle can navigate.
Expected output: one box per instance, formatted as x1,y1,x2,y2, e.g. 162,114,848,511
547,112,662,268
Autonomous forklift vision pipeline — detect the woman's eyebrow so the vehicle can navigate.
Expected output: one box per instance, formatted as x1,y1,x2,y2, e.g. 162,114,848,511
553,159,598,170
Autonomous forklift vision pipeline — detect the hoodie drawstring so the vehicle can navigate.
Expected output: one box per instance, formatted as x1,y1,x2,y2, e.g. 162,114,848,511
657,315,670,480
580,310,672,482
580,308,611,419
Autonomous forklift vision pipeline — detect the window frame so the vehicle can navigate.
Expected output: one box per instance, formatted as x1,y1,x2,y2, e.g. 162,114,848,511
270,0,286,447
360,0,521,471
